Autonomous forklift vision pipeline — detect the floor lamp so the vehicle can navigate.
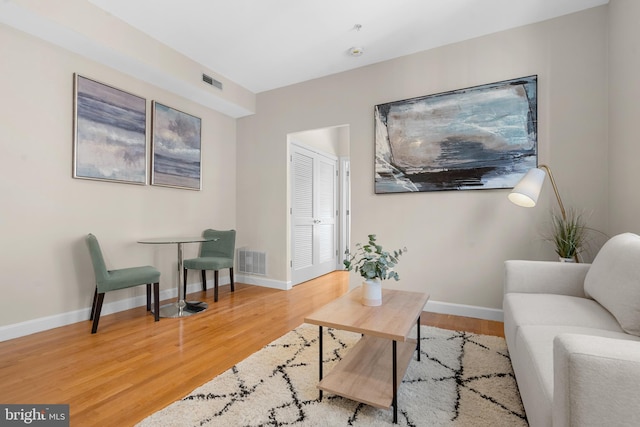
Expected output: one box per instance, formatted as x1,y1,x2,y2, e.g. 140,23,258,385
508,164,579,262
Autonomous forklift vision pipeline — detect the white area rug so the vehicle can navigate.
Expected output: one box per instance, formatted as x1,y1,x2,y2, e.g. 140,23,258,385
138,324,527,426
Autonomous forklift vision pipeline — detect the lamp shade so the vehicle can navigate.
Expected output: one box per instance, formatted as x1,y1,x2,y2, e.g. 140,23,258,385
508,167,546,207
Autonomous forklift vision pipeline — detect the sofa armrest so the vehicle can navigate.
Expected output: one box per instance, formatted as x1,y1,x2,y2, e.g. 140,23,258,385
504,260,590,297
553,334,640,427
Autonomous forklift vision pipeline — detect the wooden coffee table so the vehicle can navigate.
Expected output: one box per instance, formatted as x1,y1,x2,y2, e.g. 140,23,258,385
304,287,430,424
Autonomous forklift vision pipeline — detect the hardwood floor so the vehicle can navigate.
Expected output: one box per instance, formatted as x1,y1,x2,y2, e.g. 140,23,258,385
0,271,503,426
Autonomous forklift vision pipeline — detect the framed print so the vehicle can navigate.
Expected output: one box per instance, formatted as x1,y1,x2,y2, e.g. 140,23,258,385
73,74,147,184
374,75,538,194
151,102,202,190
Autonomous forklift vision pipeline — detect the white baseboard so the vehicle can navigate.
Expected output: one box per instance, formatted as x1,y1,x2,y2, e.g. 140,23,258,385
425,300,504,322
0,280,215,342
0,308,91,343
235,273,290,290
0,281,501,342
0,285,181,342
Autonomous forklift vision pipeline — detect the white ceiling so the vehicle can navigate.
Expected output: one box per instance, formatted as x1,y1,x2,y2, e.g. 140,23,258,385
88,0,608,93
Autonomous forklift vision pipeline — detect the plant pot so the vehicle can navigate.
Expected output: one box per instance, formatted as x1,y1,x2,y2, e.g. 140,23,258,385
362,278,382,306
559,257,575,263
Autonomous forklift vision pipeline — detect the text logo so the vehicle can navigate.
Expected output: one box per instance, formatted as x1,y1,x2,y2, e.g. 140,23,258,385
1,405,69,426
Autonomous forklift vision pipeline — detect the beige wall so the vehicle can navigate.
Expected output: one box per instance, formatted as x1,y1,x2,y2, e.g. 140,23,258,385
1,3,622,337
289,126,349,158
0,24,237,331
1,0,255,118
609,0,640,234
237,6,609,311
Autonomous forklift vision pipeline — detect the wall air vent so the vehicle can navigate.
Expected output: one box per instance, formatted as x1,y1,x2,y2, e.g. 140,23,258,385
238,249,267,275
202,73,223,90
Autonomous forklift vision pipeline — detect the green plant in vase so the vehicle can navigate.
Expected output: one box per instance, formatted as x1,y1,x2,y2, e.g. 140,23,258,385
344,234,407,306
344,234,407,280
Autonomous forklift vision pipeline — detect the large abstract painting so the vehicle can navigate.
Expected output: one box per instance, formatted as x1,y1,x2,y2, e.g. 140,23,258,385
375,75,537,194
151,101,202,190
73,74,147,184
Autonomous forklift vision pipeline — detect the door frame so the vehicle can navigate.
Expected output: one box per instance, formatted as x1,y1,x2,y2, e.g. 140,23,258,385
287,125,350,287
339,157,350,267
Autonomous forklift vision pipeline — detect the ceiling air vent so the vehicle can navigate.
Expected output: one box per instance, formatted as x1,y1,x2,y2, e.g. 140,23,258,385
202,73,223,90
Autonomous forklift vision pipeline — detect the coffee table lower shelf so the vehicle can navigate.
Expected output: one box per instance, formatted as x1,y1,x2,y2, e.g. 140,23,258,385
318,335,417,409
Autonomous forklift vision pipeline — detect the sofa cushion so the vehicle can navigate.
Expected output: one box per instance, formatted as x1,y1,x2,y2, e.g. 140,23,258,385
503,293,624,349
584,233,640,336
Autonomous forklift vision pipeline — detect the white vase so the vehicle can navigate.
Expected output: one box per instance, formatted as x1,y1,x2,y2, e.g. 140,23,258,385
559,257,575,263
362,278,382,306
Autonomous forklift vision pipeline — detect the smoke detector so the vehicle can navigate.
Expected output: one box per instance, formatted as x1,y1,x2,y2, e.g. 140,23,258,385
347,24,364,57
348,46,364,57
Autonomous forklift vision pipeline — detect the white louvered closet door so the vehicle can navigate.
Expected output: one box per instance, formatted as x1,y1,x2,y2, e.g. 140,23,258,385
291,144,338,285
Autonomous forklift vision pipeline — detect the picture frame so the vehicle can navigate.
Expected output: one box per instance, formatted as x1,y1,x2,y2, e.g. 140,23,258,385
73,74,147,185
374,75,538,194
151,101,202,190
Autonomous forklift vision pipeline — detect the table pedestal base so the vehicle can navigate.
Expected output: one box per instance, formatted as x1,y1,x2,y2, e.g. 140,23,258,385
158,300,208,318
138,237,214,319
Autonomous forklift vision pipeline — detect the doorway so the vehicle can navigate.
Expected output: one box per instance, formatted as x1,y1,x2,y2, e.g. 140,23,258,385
289,126,350,286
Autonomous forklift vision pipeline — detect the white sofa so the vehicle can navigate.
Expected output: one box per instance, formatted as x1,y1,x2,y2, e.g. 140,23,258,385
503,233,640,427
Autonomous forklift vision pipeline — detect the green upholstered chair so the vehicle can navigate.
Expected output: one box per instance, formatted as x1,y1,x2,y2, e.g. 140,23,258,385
183,229,236,302
86,234,161,334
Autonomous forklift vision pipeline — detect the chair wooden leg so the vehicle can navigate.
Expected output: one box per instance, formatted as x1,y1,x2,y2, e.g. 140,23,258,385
146,283,151,311
91,293,105,334
201,270,207,292
153,282,160,322
214,270,219,302
229,267,235,292
90,287,98,321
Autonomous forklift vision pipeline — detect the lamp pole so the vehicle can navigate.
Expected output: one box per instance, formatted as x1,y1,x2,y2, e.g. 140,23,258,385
538,164,567,222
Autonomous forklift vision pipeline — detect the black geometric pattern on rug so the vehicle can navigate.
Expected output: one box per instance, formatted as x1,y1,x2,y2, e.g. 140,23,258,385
417,330,527,423
138,325,527,427
182,327,341,426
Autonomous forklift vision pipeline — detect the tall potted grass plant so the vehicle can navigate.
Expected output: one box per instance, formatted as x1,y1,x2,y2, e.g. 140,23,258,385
549,209,589,262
